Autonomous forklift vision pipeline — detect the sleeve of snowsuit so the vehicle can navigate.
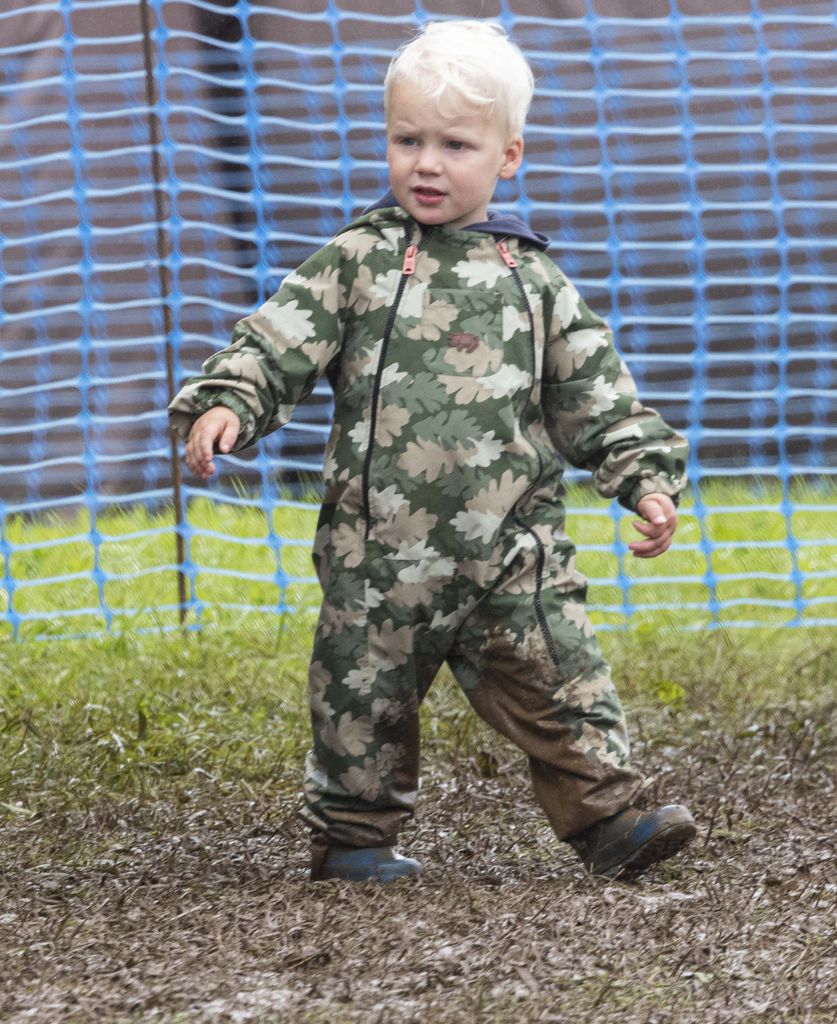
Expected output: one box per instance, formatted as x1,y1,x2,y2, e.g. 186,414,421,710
541,272,689,512
168,242,346,450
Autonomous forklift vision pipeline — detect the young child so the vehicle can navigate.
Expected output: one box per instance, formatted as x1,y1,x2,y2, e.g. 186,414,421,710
169,20,697,883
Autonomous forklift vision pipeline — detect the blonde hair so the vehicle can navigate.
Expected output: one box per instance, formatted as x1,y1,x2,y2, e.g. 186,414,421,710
384,20,534,142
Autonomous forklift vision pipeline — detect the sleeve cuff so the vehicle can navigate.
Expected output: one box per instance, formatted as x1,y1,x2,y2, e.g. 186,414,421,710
168,389,253,449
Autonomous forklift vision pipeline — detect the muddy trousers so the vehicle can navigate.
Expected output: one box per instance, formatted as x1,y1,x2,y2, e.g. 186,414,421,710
300,522,642,859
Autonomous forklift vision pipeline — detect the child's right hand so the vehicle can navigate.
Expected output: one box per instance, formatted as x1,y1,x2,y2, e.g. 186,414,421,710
184,406,240,479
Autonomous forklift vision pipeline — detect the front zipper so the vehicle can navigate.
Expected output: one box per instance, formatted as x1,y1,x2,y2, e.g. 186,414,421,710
514,515,561,667
361,229,426,539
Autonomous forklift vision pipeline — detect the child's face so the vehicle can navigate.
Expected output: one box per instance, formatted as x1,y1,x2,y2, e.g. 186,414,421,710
386,82,523,231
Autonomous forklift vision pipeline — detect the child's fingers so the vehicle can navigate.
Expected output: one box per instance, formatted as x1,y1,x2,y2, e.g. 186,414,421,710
636,496,670,525
185,424,219,478
185,442,214,478
629,517,675,557
184,408,239,479
632,519,674,537
218,417,239,453
629,495,677,557
630,536,672,557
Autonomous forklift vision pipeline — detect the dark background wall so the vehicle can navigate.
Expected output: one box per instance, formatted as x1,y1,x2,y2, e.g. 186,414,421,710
2,0,835,511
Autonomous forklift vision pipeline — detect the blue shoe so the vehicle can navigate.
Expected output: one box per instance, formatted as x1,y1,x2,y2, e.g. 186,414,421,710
318,845,422,883
568,804,697,878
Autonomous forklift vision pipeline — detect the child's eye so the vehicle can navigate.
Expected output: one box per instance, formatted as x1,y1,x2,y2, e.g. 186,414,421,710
397,136,417,147
445,140,465,151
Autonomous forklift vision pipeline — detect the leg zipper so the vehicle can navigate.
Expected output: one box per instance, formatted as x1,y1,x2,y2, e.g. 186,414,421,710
514,516,560,667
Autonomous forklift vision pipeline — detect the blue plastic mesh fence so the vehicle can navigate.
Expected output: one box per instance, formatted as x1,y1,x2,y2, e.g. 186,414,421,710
1,0,835,639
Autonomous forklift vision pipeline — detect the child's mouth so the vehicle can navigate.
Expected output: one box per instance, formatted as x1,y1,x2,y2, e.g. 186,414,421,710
413,187,445,206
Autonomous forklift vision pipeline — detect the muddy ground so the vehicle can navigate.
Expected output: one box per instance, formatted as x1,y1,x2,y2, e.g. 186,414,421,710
1,702,834,1024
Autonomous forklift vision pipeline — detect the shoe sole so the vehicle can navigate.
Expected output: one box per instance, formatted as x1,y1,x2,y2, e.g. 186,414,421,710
318,869,421,883
317,861,422,883
598,820,698,879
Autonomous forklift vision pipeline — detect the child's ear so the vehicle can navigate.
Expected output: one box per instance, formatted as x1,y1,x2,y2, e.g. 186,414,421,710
498,135,524,180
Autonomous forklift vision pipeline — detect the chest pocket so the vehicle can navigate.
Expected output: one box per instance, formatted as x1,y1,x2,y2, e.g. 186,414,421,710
415,287,508,378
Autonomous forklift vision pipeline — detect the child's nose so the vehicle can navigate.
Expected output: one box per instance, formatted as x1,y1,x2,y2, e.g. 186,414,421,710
415,146,443,175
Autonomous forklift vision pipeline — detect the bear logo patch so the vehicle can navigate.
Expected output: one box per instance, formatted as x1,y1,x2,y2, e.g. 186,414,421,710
448,332,480,353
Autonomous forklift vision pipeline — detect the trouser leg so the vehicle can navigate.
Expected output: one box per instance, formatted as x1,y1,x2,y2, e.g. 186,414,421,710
448,523,642,839
299,564,453,857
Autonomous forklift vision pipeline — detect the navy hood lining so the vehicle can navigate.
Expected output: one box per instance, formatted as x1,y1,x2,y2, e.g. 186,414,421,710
362,190,550,251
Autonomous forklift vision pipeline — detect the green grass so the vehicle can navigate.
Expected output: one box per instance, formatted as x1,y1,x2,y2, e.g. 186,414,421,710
2,479,835,639
0,617,833,815
1,477,835,813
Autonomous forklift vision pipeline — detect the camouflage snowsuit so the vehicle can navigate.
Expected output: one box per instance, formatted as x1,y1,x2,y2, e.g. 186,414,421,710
169,205,688,861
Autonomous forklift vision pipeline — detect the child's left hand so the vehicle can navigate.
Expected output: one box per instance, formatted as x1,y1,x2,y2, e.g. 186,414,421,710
630,493,678,558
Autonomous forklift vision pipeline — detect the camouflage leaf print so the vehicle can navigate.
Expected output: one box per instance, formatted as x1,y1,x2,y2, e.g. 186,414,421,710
169,205,688,847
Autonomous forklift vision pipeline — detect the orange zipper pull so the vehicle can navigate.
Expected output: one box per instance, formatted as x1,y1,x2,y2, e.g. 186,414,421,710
402,243,418,275
497,240,517,268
